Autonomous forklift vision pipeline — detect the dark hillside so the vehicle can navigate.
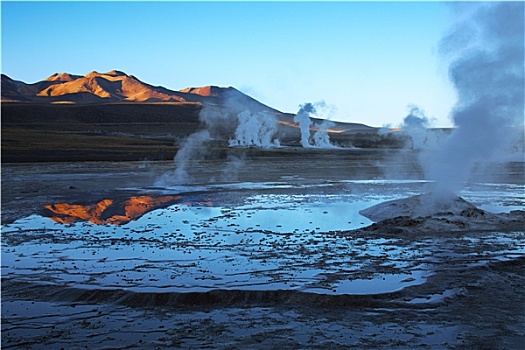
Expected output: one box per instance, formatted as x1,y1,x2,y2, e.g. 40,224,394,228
1,103,204,162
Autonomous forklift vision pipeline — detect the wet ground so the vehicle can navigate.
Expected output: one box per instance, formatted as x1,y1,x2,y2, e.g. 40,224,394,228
2,149,524,349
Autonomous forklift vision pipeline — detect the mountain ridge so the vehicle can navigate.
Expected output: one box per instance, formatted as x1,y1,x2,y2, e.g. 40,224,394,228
1,71,280,114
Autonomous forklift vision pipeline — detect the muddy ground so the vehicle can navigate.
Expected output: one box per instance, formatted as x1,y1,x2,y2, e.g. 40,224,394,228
1,149,524,349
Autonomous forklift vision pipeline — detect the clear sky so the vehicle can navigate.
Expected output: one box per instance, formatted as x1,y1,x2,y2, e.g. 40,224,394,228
1,1,457,127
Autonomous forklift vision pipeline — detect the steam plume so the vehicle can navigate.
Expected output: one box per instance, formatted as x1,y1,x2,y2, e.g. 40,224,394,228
400,106,431,150
229,110,280,148
397,105,446,155
294,101,337,148
156,89,282,185
313,120,337,148
155,130,210,186
294,103,315,148
219,154,245,182
425,2,524,196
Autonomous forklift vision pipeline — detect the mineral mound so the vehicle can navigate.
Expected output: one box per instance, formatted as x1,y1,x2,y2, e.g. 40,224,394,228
359,193,479,222
358,193,524,235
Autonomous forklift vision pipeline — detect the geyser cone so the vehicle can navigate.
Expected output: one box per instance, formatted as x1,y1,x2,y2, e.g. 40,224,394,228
359,193,479,222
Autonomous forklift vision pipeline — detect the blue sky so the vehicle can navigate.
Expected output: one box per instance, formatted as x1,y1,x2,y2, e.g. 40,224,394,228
2,1,456,127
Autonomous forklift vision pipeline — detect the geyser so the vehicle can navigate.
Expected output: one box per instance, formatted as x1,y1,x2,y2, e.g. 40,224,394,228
399,106,433,150
294,101,337,148
294,102,315,148
423,2,524,197
229,110,280,148
156,89,281,185
372,2,523,213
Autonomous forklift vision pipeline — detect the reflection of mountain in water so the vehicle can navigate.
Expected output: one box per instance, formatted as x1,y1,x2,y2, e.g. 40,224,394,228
43,195,182,225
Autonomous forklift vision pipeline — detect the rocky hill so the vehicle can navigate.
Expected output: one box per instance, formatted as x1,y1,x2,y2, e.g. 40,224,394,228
1,70,280,113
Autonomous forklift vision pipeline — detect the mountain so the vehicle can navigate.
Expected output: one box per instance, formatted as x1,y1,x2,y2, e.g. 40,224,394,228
0,70,280,114
35,70,189,103
180,86,222,97
44,73,82,82
2,70,393,162
1,74,34,102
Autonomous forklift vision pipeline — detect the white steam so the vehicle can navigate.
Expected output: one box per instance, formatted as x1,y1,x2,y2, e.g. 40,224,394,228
313,120,337,149
398,105,445,153
294,103,315,148
294,101,337,148
156,89,283,185
400,106,431,150
219,155,245,182
423,2,524,197
155,130,210,186
229,110,280,148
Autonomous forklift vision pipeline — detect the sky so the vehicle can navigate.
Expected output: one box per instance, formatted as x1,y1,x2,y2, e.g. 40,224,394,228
1,1,458,127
